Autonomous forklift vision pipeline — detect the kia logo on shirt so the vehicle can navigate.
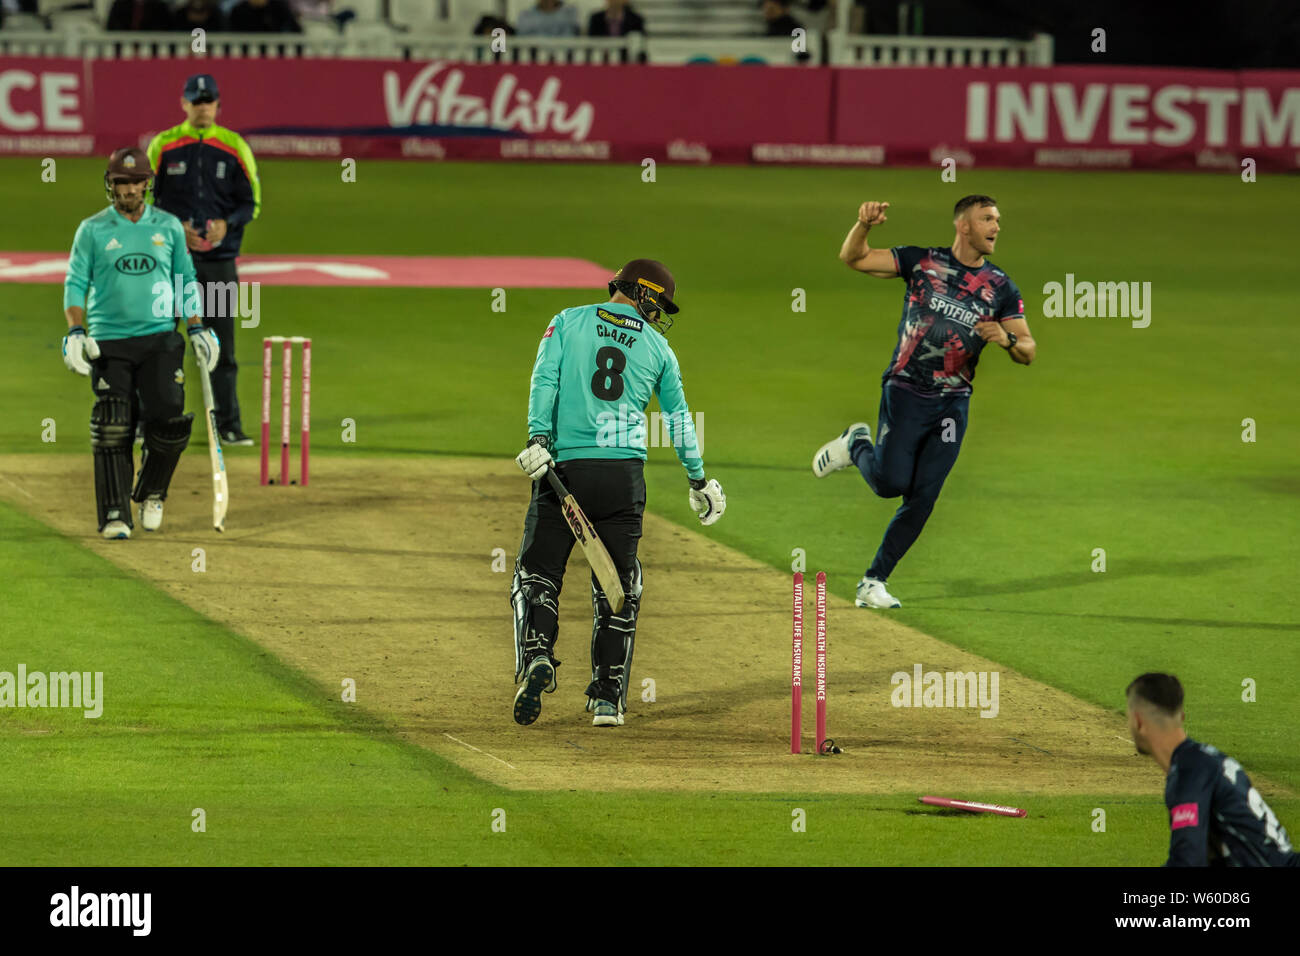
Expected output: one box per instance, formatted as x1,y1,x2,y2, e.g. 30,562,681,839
115,253,158,275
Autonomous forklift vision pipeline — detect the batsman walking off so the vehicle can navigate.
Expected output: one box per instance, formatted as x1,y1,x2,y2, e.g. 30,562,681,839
813,196,1036,608
511,259,726,727
62,148,220,539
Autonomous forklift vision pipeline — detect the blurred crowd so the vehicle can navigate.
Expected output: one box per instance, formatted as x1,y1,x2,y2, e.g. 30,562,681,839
759,1,829,38
473,1,643,38
0,1,836,41
476,1,828,38
107,0,355,32
3,0,1289,69
0,0,358,32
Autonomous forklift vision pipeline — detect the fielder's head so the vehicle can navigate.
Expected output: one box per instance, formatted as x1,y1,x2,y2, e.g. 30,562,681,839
1126,672,1186,756
104,147,154,213
182,73,220,129
608,258,679,333
953,194,1000,258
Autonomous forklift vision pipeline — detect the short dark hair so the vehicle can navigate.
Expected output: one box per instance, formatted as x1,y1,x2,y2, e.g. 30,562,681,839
954,195,997,218
1126,673,1184,715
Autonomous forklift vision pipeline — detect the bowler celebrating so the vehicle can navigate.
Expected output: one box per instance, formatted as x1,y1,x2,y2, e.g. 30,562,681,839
511,259,725,728
812,196,1035,608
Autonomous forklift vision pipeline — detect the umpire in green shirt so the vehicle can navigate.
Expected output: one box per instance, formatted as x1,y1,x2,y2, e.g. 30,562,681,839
147,73,261,445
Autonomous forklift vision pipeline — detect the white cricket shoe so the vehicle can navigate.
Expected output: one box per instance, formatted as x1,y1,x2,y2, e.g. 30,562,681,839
812,423,871,477
591,699,625,727
856,576,901,609
140,495,164,532
101,520,131,540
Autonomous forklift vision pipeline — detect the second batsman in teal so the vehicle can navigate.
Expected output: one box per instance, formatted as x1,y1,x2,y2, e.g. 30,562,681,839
62,147,220,539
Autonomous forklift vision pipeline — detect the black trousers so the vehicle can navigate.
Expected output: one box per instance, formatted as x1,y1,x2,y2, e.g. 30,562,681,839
90,330,191,528
92,330,187,423
194,258,244,432
517,459,645,702
517,459,645,594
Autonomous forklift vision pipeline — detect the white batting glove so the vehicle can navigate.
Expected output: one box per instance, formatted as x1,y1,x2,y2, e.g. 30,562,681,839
516,436,554,480
61,327,99,376
188,325,220,372
688,477,726,526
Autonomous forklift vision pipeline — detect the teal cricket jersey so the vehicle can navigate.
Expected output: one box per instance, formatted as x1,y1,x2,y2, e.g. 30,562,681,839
63,203,198,341
527,302,704,480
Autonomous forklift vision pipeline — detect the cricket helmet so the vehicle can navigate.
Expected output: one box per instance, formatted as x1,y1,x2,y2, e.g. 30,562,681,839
609,258,679,332
104,146,154,203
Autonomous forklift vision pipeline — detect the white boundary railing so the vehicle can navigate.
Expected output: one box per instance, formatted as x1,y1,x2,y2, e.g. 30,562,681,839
0,31,72,57
0,30,645,64
0,28,1052,67
829,33,1054,67
400,34,646,65
646,36,819,66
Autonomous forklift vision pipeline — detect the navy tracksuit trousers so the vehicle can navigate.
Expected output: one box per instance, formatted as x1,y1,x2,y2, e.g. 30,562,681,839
850,382,970,581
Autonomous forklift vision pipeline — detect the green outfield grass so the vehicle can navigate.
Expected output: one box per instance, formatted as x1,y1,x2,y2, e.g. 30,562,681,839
1,158,1296,864
0,492,1220,867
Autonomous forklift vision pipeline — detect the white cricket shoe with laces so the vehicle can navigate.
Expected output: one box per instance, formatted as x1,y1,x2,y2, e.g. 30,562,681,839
812,423,871,477
140,495,164,532
856,576,901,609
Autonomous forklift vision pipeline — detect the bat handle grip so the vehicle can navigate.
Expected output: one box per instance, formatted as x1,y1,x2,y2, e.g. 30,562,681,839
542,466,566,498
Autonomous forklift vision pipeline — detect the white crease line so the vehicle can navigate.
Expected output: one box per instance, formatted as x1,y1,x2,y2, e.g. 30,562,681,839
0,474,34,499
442,732,517,770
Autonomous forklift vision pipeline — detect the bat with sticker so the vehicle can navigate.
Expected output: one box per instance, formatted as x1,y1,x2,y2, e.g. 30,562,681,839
195,355,228,531
544,469,625,613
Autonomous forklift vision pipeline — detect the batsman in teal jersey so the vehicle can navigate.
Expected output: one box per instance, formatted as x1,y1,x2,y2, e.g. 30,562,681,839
511,259,727,728
62,147,220,539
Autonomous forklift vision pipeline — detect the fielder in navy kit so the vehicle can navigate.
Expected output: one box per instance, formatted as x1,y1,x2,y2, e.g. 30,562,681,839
1127,673,1297,867
812,196,1036,608
511,259,726,728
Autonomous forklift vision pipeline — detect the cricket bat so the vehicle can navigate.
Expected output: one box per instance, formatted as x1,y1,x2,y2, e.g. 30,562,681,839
544,469,625,613
195,358,228,532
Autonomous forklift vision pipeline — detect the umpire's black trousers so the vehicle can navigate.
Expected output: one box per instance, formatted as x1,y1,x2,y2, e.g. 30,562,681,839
195,258,244,433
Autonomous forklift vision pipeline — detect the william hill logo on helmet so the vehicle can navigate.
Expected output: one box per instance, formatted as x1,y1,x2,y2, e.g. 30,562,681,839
596,308,643,332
